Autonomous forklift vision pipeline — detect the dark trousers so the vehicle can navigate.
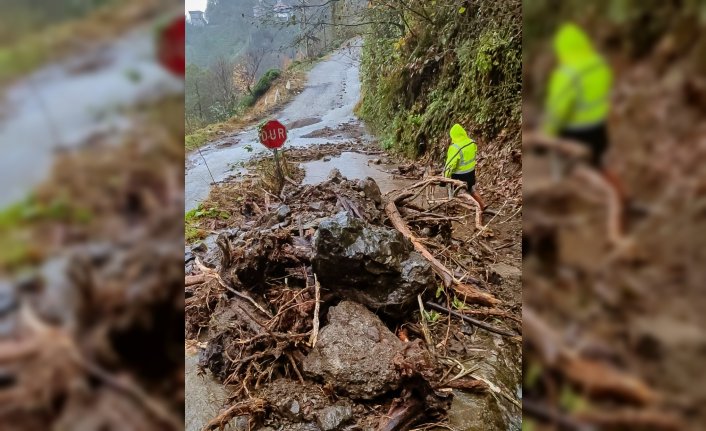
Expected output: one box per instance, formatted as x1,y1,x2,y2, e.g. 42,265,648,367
559,123,608,168
451,170,476,191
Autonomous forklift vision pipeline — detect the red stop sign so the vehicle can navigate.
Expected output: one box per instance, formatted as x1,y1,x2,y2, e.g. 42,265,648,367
157,16,185,77
259,120,287,149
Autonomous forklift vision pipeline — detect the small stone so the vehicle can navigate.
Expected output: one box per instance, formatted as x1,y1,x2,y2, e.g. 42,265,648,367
358,191,366,197
0,282,17,315
233,416,250,431
488,263,521,282
316,403,354,431
309,201,324,211
421,227,432,237
358,177,382,205
327,168,343,183
191,242,207,253
323,156,332,162
371,158,381,164
290,400,301,415
276,205,291,222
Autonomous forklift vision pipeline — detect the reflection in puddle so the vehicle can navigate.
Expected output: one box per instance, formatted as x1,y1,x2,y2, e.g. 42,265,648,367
301,152,412,194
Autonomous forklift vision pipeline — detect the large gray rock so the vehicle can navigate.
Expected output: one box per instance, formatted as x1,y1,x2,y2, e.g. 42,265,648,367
312,212,434,313
302,301,405,399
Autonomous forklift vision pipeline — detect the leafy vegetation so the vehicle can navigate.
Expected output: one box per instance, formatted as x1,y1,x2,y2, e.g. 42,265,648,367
239,68,282,108
0,195,92,229
422,309,441,324
357,0,521,159
252,69,282,100
0,0,116,46
185,204,230,243
0,195,93,272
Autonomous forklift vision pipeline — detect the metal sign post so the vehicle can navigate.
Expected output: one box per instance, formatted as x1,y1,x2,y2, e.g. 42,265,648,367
273,148,284,187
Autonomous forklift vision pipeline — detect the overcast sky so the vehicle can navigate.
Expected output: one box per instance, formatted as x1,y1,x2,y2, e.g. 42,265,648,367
185,0,208,14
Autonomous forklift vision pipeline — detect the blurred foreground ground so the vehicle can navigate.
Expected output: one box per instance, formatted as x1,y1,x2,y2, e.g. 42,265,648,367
0,1,184,429
523,2,706,430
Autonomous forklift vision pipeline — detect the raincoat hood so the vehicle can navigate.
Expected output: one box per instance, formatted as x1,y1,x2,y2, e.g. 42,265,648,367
449,124,472,146
553,23,594,64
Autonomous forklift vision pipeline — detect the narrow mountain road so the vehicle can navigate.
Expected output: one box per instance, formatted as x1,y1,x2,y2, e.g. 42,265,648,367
185,40,365,211
0,28,181,209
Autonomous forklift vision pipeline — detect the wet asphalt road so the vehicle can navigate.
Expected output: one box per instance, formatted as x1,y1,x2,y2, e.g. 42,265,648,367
184,40,364,212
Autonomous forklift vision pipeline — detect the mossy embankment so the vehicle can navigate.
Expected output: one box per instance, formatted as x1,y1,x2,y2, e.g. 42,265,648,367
357,1,521,161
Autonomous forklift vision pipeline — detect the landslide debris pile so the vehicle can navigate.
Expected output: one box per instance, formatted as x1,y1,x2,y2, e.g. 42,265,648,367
186,170,522,431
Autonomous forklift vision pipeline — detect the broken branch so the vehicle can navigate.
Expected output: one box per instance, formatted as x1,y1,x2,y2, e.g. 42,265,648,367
308,273,321,348
201,399,266,431
524,307,659,405
424,301,517,338
386,200,499,307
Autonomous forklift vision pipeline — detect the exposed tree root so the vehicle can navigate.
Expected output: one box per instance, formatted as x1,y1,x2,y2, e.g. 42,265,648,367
201,398,266,431
524,307,658,405
385,195,499,307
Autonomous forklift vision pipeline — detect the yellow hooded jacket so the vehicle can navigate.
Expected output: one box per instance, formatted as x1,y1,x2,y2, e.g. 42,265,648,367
444,124,477,177
542,23,613,135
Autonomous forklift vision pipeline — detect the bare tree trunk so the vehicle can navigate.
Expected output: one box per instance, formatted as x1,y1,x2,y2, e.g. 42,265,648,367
193,81,204,120
301,0,310,58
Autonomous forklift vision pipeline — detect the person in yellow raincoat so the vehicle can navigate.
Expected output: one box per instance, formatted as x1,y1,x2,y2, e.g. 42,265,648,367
543,22,633,239
444,123,485,211
542,22,625,194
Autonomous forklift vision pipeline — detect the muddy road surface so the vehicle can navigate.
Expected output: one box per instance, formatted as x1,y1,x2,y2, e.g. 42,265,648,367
0,27,182,208
185,41,366,212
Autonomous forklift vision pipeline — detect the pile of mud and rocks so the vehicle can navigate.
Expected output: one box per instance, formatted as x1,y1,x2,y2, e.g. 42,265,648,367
186,166,522,431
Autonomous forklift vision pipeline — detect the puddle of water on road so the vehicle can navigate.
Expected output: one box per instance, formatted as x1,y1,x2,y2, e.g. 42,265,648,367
301,151,411,194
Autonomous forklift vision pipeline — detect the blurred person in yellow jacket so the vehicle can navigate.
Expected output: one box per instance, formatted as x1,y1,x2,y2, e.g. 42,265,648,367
444,124,486,211
542,22,630,237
